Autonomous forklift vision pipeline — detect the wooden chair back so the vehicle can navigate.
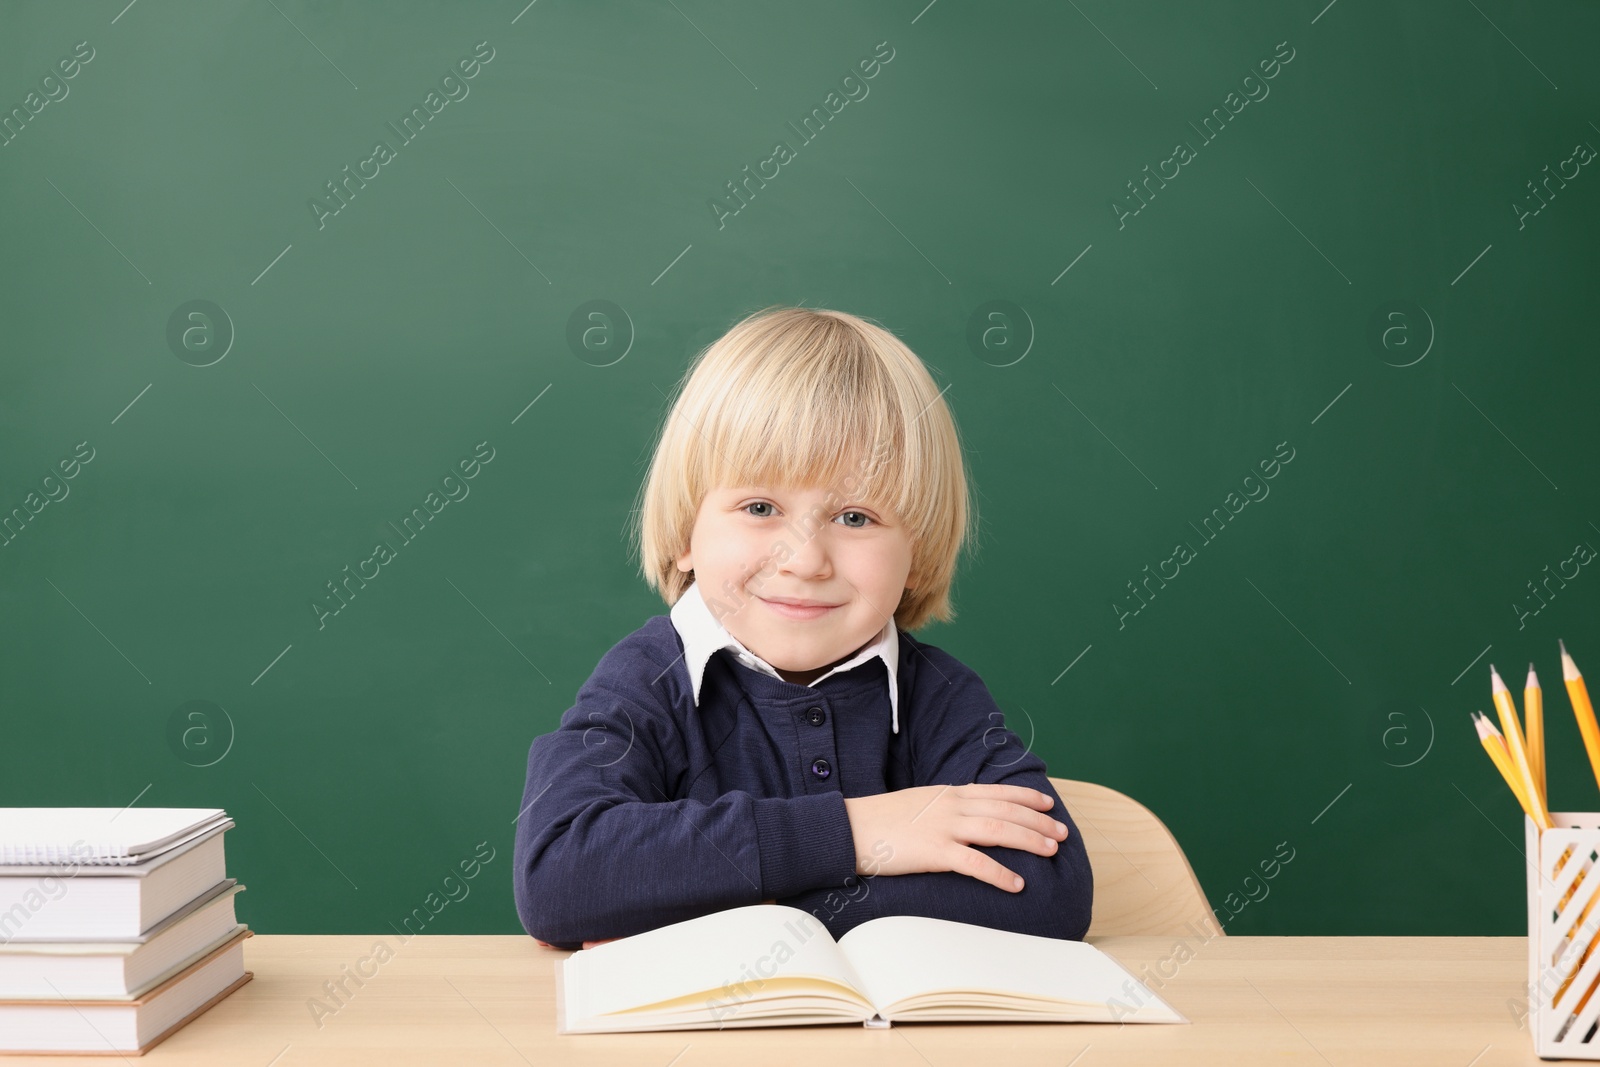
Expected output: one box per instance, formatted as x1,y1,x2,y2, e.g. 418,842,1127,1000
1049,776,1221,939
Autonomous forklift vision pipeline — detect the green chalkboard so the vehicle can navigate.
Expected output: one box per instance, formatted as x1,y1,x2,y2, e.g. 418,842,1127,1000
2,0,1597,943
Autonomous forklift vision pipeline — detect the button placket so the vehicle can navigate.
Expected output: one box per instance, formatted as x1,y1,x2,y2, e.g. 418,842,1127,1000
796,703,837,791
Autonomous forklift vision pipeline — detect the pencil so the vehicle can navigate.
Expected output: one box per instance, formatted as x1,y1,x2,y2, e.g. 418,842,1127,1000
1476,713,1573,905
1475,712,1533,817
1527,663,1546,807
1493,664,1552,829
1516,647,1600,1034
1551,890,1600,1016
1562,640,1600,793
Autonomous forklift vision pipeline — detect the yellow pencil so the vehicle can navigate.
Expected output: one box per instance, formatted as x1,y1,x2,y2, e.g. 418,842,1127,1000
1476,713,1574,906
1527,663,1546,807
1493,664,1552,829
1550,878,1600,1012
1505,649,1600,1033
1562,640,1600,793
1475,712,1535,817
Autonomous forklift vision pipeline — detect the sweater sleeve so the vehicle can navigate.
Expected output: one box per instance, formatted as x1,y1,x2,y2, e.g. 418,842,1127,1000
512,666,858,948
847,653,1094,941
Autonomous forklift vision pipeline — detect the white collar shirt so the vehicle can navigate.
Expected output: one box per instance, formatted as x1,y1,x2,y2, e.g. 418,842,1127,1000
668,581,901,733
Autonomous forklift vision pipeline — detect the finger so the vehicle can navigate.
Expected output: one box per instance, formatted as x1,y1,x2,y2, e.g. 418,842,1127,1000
949,844,1026,893
958,782,1055,811
957,812,1063,857
963,798,1069,843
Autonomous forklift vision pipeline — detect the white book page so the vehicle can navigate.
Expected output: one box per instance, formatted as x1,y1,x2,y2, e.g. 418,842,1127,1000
565,904,870,1022
838,915,1182,1020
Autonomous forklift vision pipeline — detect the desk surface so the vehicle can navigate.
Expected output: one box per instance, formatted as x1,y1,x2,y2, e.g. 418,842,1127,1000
6,934,1552,1065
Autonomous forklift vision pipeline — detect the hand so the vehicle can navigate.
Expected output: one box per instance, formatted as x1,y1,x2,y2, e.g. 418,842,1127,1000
842,783,1068,893
532,900,778,949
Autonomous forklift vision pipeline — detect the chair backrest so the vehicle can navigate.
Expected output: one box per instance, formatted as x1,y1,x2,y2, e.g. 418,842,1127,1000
1049,776,1222,939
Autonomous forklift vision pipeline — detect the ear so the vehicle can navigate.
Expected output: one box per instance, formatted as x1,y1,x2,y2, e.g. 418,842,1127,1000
675,546,693,573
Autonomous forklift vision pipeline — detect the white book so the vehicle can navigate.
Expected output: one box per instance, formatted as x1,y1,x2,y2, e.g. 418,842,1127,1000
0,827,230,942
0,882,244,997
0,929,251,1054
0,808,230,866
555,904,1188,1033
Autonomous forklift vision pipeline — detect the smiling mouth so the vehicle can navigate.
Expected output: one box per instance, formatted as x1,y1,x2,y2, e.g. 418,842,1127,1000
758,597,840,620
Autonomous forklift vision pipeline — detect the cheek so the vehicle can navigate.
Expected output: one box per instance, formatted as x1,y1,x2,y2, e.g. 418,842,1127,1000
845,538,913,594
700,524,772,577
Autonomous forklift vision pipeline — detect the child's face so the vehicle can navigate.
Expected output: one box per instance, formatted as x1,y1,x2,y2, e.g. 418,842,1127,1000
674,482,915,678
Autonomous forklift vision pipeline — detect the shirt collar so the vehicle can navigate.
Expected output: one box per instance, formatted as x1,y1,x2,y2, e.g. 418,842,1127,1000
669,581,900,733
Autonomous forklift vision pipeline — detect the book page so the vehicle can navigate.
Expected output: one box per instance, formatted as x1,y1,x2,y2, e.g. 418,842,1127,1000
564,904,872,1024
838,915,1182,1021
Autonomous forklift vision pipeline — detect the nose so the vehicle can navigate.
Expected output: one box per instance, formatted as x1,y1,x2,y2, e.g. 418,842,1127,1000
775,523,830,580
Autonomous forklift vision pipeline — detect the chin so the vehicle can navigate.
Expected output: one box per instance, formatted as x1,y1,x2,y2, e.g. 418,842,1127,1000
762,652,821,673
759,645,829,673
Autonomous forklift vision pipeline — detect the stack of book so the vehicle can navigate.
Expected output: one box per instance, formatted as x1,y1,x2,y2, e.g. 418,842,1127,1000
0,807,250,1055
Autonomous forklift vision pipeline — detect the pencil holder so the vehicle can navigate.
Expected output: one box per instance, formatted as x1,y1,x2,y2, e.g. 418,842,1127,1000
1526,812,1600,1059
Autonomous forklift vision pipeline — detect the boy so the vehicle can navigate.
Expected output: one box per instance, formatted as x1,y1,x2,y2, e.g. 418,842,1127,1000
513,306,1092,950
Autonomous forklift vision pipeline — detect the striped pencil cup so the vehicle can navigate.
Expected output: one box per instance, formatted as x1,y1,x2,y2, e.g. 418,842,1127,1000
1527,813,1600,1058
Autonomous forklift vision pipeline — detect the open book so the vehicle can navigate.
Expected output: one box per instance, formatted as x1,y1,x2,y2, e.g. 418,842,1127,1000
555,904,1187,1032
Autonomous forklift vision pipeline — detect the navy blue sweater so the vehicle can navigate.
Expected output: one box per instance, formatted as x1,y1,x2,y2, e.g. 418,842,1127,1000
512,613,1093,949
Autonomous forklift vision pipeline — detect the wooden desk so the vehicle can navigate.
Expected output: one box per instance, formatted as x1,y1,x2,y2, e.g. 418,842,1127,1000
5,935,1553,1065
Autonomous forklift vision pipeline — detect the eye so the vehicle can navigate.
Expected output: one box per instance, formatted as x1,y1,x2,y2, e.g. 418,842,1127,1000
835,511,874,529
743,501,777,518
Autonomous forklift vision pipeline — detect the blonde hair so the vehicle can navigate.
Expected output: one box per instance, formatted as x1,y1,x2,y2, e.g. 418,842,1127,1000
631,306,976,631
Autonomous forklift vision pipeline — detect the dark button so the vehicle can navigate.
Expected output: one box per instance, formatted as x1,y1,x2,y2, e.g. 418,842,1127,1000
805,706,826,727
810,758,831,780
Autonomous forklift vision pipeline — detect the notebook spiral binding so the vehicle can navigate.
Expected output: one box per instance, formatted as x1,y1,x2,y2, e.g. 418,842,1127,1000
0,845,110,866
1527,813,1600,1059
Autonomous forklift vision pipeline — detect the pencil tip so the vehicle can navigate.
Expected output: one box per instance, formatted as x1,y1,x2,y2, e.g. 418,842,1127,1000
1562,641,1584,681
1561,638,1570,656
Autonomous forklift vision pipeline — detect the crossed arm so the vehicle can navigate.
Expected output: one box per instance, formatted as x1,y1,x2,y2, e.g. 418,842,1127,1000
514,664,1091,949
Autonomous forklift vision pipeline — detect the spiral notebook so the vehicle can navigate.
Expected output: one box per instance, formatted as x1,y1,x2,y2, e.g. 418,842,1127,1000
0,809,230,866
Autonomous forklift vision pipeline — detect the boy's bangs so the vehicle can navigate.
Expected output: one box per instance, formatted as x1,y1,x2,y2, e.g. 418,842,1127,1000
697,379,908,521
